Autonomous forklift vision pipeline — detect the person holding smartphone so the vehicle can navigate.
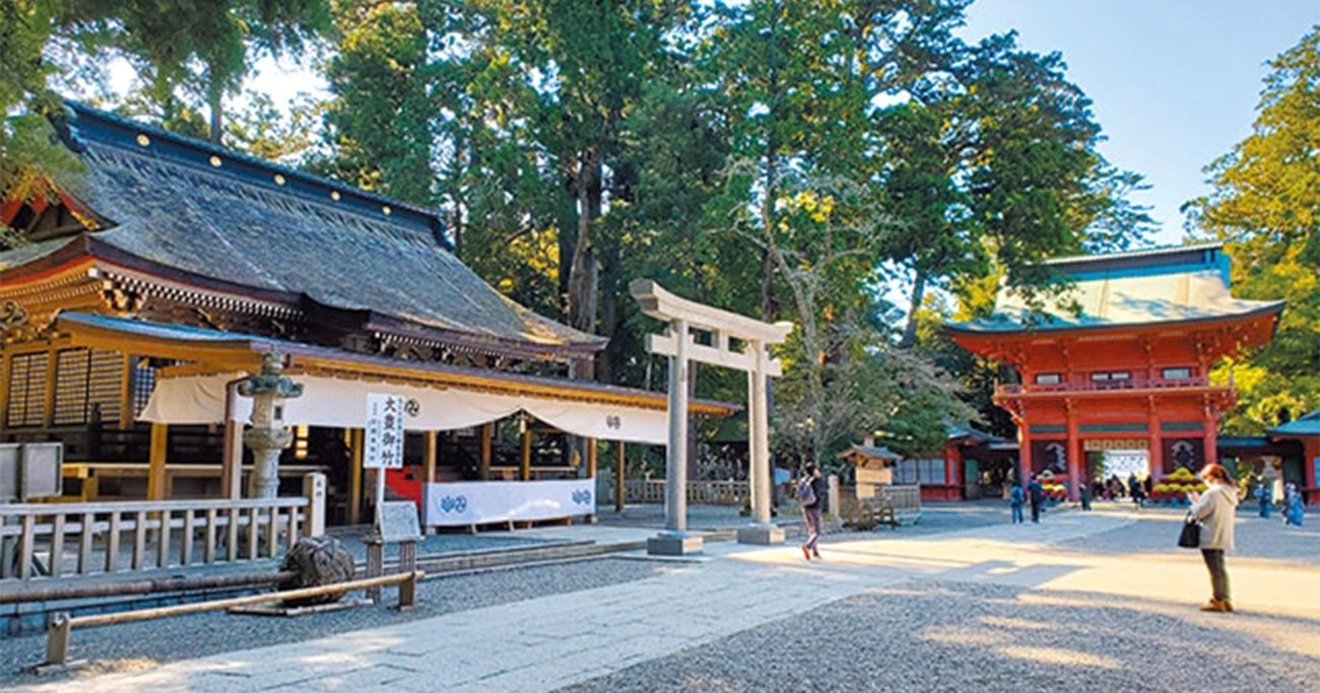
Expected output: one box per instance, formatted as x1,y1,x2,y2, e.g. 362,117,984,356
1189,463,1240,613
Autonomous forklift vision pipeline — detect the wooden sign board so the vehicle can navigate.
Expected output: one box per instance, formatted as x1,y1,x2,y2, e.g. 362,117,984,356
377,500,422,543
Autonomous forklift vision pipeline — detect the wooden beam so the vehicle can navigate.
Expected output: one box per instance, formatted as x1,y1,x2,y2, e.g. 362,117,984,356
118,354,134,429
147,422,168,500
42,347,57,428
520,425,532,482
349,428,364,525
586,438,597,478
480,423,492,480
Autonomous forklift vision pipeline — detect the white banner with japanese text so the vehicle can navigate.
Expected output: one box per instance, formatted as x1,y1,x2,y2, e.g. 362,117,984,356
423,479,596,527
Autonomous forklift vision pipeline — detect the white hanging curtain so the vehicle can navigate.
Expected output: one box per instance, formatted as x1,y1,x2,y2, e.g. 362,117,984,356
140,373,670,445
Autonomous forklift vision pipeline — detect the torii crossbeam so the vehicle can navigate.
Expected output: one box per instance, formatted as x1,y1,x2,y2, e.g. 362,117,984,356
631,279,793,555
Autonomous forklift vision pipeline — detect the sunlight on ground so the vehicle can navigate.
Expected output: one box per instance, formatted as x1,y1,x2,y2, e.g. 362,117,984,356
997,646,1122,669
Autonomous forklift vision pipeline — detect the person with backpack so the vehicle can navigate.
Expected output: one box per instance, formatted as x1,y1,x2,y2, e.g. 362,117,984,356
1009,483,1026,524
797,464,826,560
1028,474,1046,524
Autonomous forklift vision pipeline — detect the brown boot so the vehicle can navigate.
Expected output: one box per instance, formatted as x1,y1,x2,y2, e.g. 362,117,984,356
1199,599,1229,613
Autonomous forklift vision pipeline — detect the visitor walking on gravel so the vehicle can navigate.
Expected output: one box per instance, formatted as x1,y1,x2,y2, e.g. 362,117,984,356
1189,463,1239,613
797,464,826,560
1283,483,1305,527
1028,475,1045,524
1010,483,1025,524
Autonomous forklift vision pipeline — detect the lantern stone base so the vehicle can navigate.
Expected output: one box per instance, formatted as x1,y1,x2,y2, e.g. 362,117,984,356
736,523,786,545
647,532,704,556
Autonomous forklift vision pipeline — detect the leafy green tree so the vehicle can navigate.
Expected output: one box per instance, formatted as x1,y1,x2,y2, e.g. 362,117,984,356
1188,25,1320,432
57,0,329,143
1,0,78,226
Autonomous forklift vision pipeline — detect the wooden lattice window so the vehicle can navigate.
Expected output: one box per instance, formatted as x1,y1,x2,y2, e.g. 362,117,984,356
52,348,125,426
132,358,158,418
5,352,50,428
53,348,92,425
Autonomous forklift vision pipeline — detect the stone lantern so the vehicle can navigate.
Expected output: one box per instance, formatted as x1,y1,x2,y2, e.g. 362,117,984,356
238,351,304,499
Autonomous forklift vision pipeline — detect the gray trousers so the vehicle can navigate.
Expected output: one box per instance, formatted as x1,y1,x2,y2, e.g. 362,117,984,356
1201,549,1230,602
803,506,822,552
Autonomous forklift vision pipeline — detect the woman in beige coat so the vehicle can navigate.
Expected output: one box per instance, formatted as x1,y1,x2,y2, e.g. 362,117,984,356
1189,463,1239,613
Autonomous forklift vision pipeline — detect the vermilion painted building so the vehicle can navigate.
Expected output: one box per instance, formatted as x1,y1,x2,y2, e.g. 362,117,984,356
948,243,1284,499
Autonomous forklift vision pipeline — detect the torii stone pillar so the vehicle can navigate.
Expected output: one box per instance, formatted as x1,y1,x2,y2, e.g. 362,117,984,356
237,351,304,499
631,279,792,555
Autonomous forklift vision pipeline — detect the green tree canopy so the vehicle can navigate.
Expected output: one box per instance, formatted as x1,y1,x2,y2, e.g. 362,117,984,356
1188,25,1320,433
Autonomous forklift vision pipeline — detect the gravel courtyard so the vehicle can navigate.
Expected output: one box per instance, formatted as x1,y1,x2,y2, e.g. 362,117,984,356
565,506,1320,693
4,503,1314,692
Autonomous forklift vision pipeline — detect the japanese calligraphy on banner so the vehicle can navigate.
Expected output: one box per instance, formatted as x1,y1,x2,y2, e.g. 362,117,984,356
365,393,405,469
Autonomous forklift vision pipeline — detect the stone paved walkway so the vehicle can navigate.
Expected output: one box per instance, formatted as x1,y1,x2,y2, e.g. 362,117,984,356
8,506,1318,692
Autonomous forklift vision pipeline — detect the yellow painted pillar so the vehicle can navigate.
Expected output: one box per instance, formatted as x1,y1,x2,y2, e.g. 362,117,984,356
480,424,493,480
349,428,364,525
147,422,169,500
424,431,438,483
521,426,532,481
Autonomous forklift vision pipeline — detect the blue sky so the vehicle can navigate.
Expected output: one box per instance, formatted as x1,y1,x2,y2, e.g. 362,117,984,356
959,1,1319,245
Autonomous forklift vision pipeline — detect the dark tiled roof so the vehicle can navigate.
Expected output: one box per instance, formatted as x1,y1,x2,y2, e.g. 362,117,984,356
31,102,603,356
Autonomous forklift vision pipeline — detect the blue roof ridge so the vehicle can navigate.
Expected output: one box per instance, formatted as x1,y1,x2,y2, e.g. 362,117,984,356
1040,241,1223,266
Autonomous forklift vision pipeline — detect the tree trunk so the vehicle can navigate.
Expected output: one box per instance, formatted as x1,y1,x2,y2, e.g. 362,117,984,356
899,269,926,349
207,60,224,145
567,148,602,381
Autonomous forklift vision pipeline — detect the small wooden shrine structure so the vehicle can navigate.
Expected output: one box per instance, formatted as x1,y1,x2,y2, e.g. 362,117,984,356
836,439,898,498
948,244,1283,499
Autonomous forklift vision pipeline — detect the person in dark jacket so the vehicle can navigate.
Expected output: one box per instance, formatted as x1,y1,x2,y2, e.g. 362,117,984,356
798,464,827,560
1028,475,1045,524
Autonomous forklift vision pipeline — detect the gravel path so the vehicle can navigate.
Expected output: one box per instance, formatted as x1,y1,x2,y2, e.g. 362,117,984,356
0,557,674,687
1049,506,1320,565
561,577,1320,693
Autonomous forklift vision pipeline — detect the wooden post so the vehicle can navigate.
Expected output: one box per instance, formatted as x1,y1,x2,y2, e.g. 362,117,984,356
521,425,532,481
303,472,326,537
147,423,169,500
615,440,625,509
480,424,493,480
220,378,244,500
586,438,598,478
422,432,438,529
424,431,438,483
349,429,364,526
0,351,11,438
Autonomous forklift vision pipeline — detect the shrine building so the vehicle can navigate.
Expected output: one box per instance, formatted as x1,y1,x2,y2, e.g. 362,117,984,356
0,102,734,526
948,243,1285,499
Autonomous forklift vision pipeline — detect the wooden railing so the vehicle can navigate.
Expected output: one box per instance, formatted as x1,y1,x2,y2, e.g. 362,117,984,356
0,489,323,581
600,479,750,506
997,376,1213,396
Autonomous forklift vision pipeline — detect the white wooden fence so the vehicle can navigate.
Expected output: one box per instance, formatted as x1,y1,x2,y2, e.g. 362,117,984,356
1,474,325,581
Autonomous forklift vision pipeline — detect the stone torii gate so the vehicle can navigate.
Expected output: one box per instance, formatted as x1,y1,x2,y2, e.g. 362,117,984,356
631,280,793,556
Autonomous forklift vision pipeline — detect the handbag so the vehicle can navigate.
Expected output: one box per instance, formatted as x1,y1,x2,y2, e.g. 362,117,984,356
1177,513,1201,549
